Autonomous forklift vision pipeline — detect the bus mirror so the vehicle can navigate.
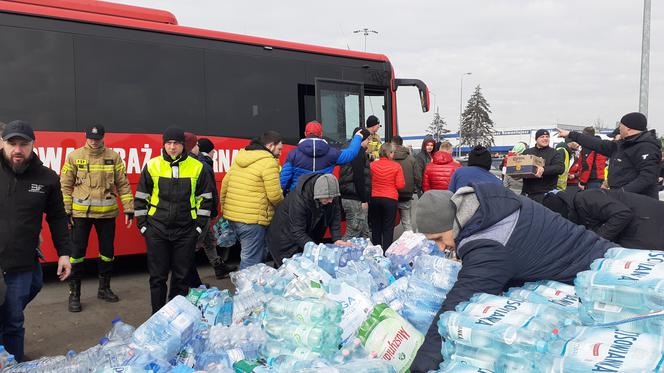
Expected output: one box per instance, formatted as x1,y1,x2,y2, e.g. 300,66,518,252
393,78,430,113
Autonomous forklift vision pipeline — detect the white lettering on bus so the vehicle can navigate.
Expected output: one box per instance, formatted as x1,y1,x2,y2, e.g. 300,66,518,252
36,146,239,175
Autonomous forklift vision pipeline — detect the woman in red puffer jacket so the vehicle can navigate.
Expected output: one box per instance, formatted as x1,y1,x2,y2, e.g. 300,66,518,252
370,143,405,249
422,151,461,191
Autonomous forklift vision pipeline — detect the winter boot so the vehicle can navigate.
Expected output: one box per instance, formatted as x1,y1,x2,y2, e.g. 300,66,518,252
68,279,82,312
212,258,236,279
97,275,119,302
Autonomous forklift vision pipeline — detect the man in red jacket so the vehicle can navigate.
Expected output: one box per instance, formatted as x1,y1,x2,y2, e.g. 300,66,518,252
578,127,607,190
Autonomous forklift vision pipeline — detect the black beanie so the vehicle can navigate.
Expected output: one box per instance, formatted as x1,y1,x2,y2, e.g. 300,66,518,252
197,138,214,153
163,126,185,144
366,115,380,128
468,145,492,170
620,112,647,131
535,129,550,140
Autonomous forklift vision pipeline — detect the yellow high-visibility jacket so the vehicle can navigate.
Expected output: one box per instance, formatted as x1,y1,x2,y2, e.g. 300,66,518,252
61,144,133,218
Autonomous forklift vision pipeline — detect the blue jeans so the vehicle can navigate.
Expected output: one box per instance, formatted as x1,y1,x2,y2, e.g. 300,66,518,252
231,222,267,270
585,180,603,189
0,262,43,361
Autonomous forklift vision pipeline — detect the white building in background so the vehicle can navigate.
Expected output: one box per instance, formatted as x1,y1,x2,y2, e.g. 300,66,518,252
401,125,615,154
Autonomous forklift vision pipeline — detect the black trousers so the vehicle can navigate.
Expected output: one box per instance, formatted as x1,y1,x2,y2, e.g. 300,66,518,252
369,197,398,249
71,218,116,279
144,228,197,314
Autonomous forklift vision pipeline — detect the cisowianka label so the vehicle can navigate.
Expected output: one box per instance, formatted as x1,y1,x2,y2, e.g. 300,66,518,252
464,301,534,328
561,328,664,372
600,259,664,283
363,308,424,373
534,286,581,309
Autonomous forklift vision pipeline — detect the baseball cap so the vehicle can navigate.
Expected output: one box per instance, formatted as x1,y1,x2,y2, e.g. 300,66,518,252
2,120,35,141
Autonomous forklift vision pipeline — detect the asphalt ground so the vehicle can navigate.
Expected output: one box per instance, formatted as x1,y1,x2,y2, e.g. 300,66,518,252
23,196,418,360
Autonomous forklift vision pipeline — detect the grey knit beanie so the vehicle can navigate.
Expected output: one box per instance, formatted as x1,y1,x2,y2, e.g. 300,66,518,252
416,190,457,234
313,174,340,199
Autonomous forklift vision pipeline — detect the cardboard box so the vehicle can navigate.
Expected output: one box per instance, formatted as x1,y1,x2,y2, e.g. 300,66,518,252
505,155,545,178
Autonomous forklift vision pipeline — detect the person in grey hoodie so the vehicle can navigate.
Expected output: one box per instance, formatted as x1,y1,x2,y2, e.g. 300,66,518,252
391,136,420,231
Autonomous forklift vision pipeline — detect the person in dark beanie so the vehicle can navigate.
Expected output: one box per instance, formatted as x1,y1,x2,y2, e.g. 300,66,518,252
542,188,664,250
339,127,372,239
558,112,662,199
448,145,501,192
280,121,363,193
366,115,382,161
410,183,615,372
267,174,349,266
521,129,565,202
134,126,215,313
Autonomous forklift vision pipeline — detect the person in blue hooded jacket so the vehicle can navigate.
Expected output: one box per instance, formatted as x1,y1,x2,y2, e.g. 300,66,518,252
409,182,615,373
280,121,363,193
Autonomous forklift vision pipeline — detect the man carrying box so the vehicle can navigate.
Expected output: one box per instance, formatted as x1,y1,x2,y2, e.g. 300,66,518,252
521,129,564,203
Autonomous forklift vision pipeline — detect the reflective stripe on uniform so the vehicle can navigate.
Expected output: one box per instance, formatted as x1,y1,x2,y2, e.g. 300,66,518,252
135,191,151,200
120,193,133,202
73,198,117,206
198,192,213,199
100,254,114,262
70,257,85,264
134,209,148,216
87,165,115,172
197,209,211,217
72,204,118,213
145,156,203,220
61,164,75,174
63,195,73,202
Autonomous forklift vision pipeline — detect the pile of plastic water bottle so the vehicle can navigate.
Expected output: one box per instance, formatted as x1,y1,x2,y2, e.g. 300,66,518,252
436,247,664,373
4,232,459,373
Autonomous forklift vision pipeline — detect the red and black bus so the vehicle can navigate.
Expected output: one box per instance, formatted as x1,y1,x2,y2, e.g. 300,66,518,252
0,0,430,262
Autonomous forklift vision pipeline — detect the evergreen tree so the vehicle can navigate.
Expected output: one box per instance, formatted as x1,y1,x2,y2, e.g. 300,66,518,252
426,108,449,143
459,85,495,148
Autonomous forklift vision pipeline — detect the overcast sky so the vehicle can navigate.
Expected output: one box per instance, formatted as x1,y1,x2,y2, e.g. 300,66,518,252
117,0,663,136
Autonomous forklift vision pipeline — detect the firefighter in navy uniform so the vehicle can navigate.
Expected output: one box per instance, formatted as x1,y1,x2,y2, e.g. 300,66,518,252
134,127,215,314
60,125,134,312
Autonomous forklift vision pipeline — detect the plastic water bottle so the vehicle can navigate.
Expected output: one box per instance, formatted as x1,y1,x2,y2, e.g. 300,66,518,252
0,346,15,369
106,317,136,342
537,326,664,372
372,276,408,305
326,280,375,343
590,257,664,279
230,263,277,294
506,285,580,315
438,359,496,372
266,297,342,325
267,354,331,371
442,340,535,372
264,320,342,353
401,277,447,333
411,254,461,290
335,337,378,363
574,270,664,310
332,359,398,373
438,311,549,353
94,340,137,370
604,247,664,264
461,293,579,328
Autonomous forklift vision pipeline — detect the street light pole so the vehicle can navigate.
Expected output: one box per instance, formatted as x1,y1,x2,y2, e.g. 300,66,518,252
639,0,651,115
458,72,472,157
353,28,379,52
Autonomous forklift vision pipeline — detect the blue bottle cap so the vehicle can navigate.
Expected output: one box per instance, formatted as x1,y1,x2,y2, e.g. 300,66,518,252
99,337,109,345
112,317,122,324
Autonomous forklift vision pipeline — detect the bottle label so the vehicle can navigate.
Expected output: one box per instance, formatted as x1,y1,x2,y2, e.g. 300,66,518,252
464,302,533,327
294,302,314,323
291,325,311,347
363,308,424,373
534,286,580,309
562,328,664,371
593,302,623,314
311,244,323,265
601,259,664,282
327,282,373,343
170,314,194,342
226,348,245,364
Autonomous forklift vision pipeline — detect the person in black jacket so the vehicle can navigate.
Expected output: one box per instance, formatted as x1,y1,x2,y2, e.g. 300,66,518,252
0,121,73,361
542,189,664,250
267,174,350,267
522,129,565,202
558,112,662,199
410,183,614,372
339,128,372,239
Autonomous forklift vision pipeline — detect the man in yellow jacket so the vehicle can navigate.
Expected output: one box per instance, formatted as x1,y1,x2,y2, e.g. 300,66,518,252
220,131,284,269
60,125,133,312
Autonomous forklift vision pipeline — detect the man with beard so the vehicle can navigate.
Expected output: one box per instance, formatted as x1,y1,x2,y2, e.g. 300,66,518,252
0,120,73,361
